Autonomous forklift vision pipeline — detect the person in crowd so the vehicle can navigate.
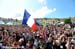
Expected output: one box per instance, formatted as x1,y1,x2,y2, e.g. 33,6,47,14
46,35,54,49
0,24,75,49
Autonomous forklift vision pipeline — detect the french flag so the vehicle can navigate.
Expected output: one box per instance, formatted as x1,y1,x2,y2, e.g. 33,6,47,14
22,10,36,31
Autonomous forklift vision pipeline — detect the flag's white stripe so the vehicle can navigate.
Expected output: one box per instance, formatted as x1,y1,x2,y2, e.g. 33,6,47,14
27,16,34,27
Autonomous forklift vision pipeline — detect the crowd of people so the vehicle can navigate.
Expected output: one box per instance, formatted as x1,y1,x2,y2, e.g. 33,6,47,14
0,24,75,49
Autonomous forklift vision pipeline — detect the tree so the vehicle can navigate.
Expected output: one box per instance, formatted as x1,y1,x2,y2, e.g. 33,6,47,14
64,18,72,24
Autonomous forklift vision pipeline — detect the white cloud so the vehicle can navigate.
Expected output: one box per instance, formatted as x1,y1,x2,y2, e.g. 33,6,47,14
31,6,56,18
2,6,56,20
0,0,27,19
13,6,56,19
38,0,47,5
6,8,24,19
0,0,56,20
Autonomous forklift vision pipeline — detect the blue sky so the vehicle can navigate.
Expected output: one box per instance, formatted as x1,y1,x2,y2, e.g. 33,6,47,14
0,0,75,20
47,0,75,18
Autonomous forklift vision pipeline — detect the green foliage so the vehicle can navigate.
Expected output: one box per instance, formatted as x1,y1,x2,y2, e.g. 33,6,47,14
64,18,71,24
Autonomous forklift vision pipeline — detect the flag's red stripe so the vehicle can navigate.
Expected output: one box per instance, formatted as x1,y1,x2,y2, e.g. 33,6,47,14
32,22,36,31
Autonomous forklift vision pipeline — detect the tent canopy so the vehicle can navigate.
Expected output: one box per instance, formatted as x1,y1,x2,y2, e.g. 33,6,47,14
0,20,5,24
6,22,13,25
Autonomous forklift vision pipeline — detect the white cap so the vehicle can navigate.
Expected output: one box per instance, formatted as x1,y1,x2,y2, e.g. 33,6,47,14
19,38,24,42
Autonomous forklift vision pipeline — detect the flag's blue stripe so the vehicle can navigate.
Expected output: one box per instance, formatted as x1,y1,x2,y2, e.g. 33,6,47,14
22,10,31,25
36,22,40,26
